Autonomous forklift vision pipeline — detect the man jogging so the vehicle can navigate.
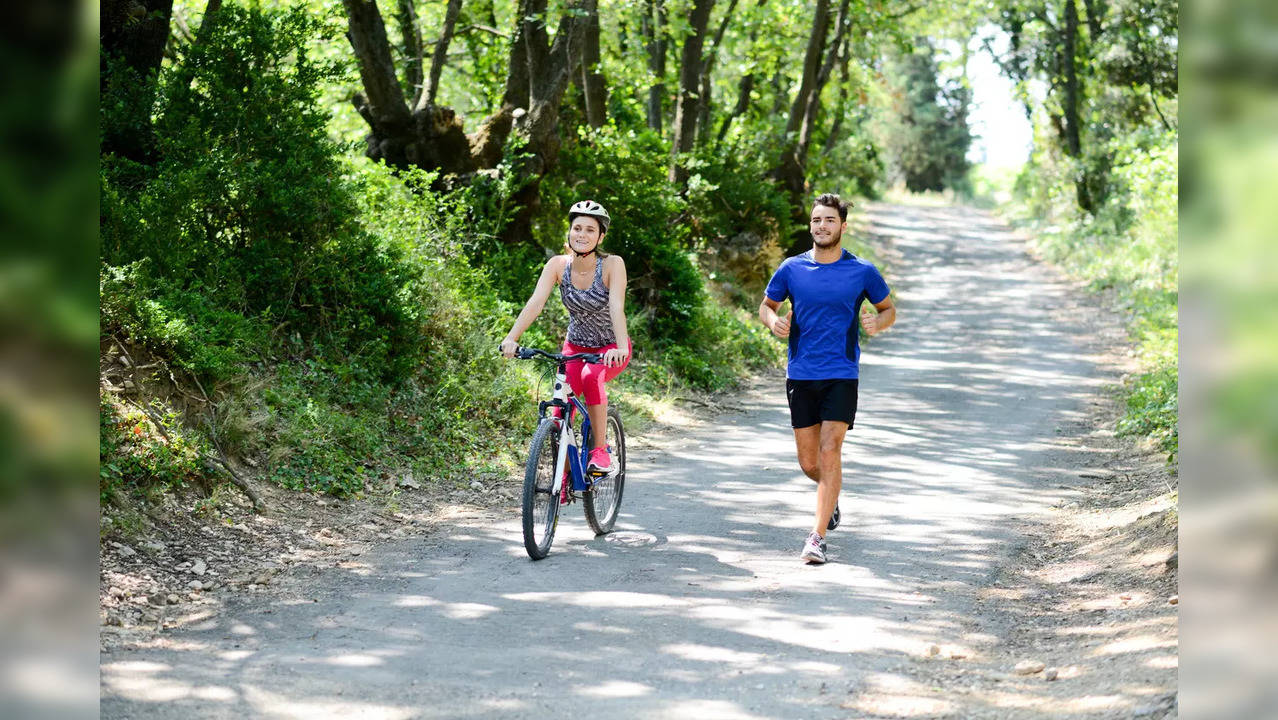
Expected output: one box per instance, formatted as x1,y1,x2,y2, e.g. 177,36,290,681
759,193,896,564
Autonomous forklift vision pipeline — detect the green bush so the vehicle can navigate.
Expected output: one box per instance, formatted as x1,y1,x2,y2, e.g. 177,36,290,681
101,4,419,383
1118,362,1178,459
100,397,206,501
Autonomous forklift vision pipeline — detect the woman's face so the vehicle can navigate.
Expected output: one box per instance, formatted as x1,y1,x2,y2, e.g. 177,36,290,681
569,216,603,254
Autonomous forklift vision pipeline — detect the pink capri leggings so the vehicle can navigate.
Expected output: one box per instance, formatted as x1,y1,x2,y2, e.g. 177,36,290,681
561,339,632,406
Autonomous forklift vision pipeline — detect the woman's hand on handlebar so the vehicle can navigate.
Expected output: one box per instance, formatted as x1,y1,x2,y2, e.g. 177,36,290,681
499,338,519,358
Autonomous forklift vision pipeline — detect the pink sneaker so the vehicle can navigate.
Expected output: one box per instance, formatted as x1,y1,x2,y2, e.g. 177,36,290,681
587,445,613,473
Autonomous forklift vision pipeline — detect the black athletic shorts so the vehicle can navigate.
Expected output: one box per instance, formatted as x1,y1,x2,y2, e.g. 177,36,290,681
786,378,859,428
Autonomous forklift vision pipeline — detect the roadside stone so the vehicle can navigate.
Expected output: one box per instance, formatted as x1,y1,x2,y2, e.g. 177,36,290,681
1044,667,1059,681
112,543,137,558
1014,660,1046,675
167,594,180,605
926,644,940,657
187,580,203,591
191,559,208,576
108,586,125,599
142,541,166,553
1168,595,1178,605
470,481,484,491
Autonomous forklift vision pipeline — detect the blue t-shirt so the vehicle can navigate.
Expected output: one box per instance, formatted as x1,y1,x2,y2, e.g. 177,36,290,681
765,249,890,380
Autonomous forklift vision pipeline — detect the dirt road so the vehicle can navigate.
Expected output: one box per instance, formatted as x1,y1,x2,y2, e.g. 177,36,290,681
101,203,1174,719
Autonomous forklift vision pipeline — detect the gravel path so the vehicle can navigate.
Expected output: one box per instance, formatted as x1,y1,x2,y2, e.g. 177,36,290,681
102,202,1140,719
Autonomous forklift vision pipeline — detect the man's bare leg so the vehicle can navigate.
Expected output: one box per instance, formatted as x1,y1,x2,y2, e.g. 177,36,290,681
793,425,821,481
812,421,847,537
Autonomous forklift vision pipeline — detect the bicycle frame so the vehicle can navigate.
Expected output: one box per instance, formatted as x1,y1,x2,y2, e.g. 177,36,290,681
539,362,596,495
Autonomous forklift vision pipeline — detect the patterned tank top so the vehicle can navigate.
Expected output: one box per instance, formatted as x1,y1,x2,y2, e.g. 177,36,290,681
560,257,615,347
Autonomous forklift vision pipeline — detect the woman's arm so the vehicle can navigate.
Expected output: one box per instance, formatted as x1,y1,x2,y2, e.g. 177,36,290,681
604,255,630,366
500,258,562,357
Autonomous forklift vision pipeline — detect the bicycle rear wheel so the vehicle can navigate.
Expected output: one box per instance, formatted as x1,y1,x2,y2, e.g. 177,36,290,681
584,407,625,535
521,418,561,559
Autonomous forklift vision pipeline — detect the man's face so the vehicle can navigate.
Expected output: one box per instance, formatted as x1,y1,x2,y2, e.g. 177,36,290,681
810,204,844,248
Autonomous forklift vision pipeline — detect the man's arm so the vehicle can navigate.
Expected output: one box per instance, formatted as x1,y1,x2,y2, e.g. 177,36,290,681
859,296,896,336
759,296,791,338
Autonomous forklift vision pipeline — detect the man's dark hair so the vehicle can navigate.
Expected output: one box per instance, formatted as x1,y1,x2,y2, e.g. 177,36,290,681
813,193,849,221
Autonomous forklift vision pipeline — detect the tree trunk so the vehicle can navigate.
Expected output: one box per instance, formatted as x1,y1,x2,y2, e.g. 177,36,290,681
580,0,607,128
794,0,850,167
773,0,857,257
695,0,740,146
343,0,473,175
1061,0,1093,213
823,36,852,154
668,0,716,186
783,0,830,140
495,0,589,243
101,0,175,163
713,0,765,148
771,0,831,208
468,0,531,169
642,0,668,133
715,72,754,147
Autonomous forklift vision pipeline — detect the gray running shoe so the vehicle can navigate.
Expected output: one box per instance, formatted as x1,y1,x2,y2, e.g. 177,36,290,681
827,503,841,531
800,532,827,564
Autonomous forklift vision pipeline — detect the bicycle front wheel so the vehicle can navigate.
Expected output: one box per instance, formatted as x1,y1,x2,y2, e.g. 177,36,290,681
521,418,561,560
584,407,625,535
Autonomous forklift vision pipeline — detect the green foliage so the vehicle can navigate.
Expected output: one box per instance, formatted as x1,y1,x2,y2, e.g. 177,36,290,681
879,41,973,193
685,148,792,255
102,4,419,383
100,261,265,381
1118,362,1178,459
538,126,702,345
100,397,206,501
659,301,783,391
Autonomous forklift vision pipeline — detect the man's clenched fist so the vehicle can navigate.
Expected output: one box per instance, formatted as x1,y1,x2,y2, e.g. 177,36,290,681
772,310,793,338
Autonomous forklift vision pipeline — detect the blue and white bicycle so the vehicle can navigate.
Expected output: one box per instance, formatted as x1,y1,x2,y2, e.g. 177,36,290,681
514,347,626,560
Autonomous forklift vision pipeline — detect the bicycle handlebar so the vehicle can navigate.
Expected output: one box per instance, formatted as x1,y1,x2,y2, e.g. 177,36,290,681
512,346,604,365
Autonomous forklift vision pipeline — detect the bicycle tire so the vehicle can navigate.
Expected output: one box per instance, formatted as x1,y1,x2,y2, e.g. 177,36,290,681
583,407,625,535
522,418,561,559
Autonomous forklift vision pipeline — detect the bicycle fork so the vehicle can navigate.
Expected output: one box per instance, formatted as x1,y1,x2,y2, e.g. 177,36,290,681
548,365,595,503
550,367,576,503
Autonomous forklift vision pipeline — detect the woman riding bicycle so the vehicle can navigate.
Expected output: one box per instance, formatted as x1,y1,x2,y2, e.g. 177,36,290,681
500,200,632,474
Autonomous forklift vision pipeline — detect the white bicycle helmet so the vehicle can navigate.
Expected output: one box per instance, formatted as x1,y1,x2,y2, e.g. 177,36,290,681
568,199,611,233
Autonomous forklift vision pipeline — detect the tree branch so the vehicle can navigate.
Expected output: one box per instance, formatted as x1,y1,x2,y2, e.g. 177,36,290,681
419,0,464,111
395,0,425,108
457,23,510,39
